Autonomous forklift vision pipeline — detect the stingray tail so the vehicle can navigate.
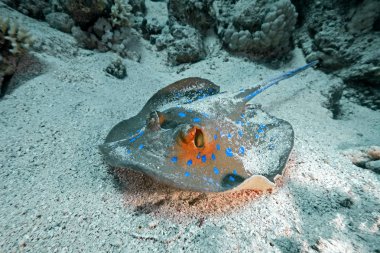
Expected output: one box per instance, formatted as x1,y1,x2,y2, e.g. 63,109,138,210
240,60,318,103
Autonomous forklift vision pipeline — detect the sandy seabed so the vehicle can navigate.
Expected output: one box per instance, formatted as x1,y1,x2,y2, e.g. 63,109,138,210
1,2,380,253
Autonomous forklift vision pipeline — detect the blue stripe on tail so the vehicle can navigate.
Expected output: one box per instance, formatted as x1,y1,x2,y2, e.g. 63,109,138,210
243,61,318,102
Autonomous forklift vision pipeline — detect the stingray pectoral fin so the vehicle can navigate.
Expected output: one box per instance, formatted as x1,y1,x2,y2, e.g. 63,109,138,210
228,175,275,193
99,140,133,168
140,77,220,114
105,115,144,143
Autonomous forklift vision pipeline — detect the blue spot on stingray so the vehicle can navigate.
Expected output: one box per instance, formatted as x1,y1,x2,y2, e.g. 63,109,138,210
213,167,219,175
184,171,190,177
178,112,186,118
138,144,144,150
171,157,178,163
211,153,216,160
136,130,144,138
127,149,131,154
201,155,207,163
193,118,201,123
214,134,218,140
196,152,201,159
258,128,264,133
227,133,232,139
229,176,235,182
260,123,266,129
225,148,233,157
129,137,136,143
216,144,221,150
239,146,245,155
238,130,244,137
215,127,219,131
187,160,193,166
233,169,237,175
255,133,260,139
241,113,245,119
235,120,242,126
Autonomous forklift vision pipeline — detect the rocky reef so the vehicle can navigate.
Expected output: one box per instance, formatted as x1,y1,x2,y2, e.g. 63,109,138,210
2,0,379,88
213,0,298,61
294,0,380,87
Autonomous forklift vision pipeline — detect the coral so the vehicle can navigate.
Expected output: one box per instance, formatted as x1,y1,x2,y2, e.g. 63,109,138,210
110,0,133,28
128,0,146,14
213,0,297,60
154,23,206,65
105,58,127,79
168,0,214,31
59,0,112,29
295,0,380,86
72,17,140,60
3,0,50,20
45,12,75,33
0,18,33,96
64,0,144,60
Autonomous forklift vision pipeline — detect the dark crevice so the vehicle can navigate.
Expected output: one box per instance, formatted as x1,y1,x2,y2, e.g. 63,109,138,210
0,75,13,98
323,85,344,120
373,16,380,31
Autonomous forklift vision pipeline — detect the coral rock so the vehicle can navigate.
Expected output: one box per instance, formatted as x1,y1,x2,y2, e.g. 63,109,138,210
168,0,214,31
46,12,75,33
59,0,112,29
213,0,297,60
156,24,206,65
105,58,127,79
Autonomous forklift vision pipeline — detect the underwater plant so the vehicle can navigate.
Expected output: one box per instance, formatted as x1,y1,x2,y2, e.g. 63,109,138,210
0,18,33,96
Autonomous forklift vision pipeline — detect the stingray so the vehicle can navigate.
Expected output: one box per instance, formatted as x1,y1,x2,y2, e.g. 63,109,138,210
100,61,317,192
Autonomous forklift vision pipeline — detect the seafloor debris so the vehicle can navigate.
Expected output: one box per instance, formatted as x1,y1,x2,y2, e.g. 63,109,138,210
343,146,380,174
0,18,33,97
105,58,127,79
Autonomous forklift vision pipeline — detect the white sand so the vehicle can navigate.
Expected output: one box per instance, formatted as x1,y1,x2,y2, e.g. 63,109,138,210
1,3,379,252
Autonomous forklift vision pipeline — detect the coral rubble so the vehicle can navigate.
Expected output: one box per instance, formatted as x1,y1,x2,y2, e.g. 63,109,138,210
105,58,127,79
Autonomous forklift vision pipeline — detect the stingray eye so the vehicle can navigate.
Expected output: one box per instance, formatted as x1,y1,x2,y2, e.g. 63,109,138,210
178,126,205,148
147,111,165,130
194,129,204,148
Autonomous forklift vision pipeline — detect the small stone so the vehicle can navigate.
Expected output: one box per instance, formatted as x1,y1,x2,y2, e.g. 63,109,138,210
365,160,380,174
339,198,354,208
368,147,380,160
105,58,127,79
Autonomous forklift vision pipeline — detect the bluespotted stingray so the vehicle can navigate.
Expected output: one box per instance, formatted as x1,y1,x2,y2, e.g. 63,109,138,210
100,61,317,192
